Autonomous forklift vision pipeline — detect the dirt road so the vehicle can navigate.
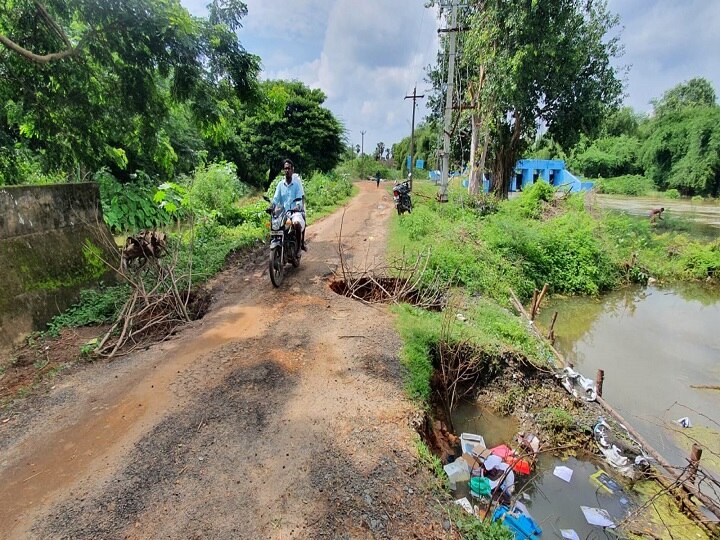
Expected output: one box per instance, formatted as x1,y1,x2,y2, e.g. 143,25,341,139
0,182,450,539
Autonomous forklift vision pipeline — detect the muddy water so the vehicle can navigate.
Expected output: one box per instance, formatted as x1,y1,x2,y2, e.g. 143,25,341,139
452,405,633,538
595,194,720,231
537,284,720,470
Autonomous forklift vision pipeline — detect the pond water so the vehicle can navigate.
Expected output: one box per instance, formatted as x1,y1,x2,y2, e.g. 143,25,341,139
450,283,720,536
595,194,720,233
452,403,635,539
536,284,720,472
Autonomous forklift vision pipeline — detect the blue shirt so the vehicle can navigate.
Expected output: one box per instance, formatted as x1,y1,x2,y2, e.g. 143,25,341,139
273,174,305,212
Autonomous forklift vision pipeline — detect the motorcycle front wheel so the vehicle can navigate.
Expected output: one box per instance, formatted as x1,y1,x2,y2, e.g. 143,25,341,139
269,247,284,287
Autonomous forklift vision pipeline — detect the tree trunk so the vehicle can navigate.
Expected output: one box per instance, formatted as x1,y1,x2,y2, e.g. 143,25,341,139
490,112,522,199
468,113,480,195
477,131,489,193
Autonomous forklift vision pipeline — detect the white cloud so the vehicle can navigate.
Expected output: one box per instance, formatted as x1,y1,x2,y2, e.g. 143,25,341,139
183,0,720,150
312,0,438,150
609,0,720,112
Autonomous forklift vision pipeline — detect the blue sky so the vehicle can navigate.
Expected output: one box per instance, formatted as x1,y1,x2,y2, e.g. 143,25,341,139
181,0,720,153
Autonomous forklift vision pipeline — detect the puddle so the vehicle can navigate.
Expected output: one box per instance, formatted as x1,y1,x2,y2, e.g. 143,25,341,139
452,403,634,538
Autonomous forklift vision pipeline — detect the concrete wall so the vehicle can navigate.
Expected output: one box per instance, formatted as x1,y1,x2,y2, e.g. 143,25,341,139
0,183,116,350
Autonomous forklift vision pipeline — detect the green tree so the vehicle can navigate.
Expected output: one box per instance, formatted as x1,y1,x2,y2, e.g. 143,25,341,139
601,106,642,137
391,122,438,175
465,0,623,197
641,105,720,196
570,135,642,178
373,141,385,161
239,80,345,187
0,0,259,184
652,77,717,117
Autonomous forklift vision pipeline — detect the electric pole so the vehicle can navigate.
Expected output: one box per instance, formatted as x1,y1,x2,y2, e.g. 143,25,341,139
360,130,366,156
438,0,458,202
404,86,424,191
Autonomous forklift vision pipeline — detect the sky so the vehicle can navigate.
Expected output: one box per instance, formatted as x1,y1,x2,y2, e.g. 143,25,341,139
181,0,720,153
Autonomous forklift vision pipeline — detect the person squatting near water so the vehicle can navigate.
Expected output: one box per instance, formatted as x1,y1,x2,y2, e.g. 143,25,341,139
649,207,665,223
272,159,307,257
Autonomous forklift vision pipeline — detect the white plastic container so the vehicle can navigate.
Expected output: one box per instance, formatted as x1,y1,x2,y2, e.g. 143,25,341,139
460,432,486,455
444,457,471,490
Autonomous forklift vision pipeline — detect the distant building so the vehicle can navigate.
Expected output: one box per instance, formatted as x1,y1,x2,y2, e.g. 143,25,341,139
511,159,593,192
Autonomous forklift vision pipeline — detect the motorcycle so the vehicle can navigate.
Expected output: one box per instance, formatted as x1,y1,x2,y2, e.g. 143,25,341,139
264,196,302,287
393,180,412,215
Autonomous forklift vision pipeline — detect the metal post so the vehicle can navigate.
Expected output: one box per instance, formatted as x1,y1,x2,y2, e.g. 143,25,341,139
438,0,458,202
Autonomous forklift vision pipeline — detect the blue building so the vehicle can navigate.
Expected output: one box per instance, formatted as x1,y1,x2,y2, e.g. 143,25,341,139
511,159,593,193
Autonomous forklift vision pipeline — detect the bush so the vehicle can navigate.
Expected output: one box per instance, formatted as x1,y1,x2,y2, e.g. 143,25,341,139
537,407,576,432
336,156,398,181
189,162,249,221
570,135,642,178
96,169,171,233
664,188,681,199
678,241,720,279
595,174,654,196
45,285,130,336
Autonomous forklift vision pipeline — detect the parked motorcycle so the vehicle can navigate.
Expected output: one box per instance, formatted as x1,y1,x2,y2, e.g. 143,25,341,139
264,196,302,287
393,180,412,215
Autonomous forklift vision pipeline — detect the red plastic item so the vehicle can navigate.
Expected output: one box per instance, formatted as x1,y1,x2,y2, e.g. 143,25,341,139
490,444,532,475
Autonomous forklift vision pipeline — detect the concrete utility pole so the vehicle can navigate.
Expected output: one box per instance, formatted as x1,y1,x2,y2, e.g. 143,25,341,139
360,130,366,156
404,86,424,191
438,0,458,202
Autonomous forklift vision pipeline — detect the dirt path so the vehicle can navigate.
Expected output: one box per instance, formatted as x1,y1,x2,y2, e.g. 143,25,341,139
0,182,450,540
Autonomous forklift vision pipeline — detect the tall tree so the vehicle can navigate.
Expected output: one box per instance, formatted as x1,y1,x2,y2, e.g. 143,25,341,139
465,0,623,197
0,0,259,183
652,77,717,117
238,80,345,187
373,142,385,161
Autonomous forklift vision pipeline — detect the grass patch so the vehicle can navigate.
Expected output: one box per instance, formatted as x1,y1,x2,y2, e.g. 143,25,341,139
628,481,708,539
595,174,654,196
415,437,447,490
394,298,551,405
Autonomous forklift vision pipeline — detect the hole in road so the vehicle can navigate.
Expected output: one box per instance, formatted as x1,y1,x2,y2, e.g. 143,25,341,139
329,277,444,311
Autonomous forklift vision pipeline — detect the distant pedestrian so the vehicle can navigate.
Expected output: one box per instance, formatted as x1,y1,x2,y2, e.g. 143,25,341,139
375,171,381,188
649,207,665,223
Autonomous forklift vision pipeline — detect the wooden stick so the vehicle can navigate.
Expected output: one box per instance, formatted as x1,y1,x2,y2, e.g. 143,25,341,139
547,311,558,339
531,283,549,320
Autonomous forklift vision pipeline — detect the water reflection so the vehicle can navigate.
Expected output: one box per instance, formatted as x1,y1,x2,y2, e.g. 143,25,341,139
452,404,634,538
537,284,720,469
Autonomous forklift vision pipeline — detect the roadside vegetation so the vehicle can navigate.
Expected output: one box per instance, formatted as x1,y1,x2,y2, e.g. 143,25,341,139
390,180,717,539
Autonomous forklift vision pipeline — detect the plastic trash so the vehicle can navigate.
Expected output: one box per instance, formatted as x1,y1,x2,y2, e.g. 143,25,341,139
444,457,471,489
454,497,473,514
590,469,622,495
493,505,542,538
553,465,573,483
580,506,615,528
557,366,597,401
560,530,580,540
677,416,692,428
490,444,532,475
469,476,492,497
460,433,486,455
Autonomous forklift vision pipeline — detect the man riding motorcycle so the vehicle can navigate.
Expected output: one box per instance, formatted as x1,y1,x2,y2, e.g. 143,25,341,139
270,159,306,259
